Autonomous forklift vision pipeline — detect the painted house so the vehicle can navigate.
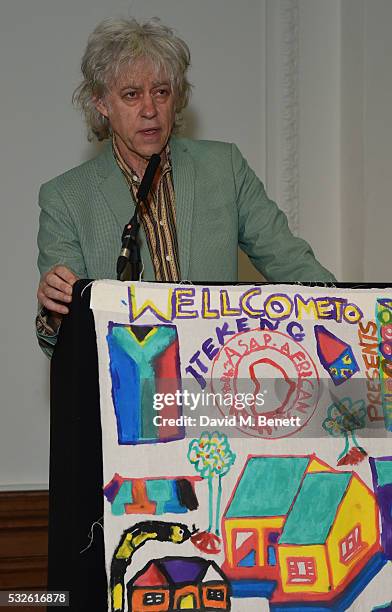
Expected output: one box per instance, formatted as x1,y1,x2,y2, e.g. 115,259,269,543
104,473,200,516
127,556,231,611
222,454,381,604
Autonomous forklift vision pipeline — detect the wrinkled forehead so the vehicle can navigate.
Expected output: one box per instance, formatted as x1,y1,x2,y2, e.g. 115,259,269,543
110,56,171,89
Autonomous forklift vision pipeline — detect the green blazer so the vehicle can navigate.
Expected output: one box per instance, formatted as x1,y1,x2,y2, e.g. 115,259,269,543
37,136,335,282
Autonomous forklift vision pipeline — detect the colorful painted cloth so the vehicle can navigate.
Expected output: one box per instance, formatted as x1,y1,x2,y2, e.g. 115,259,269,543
91,281,392,612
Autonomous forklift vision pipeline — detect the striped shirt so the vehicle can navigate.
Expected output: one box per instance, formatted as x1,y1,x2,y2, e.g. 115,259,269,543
112,137,181,282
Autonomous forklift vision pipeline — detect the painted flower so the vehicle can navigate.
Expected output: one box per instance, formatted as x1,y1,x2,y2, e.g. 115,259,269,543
323,397,366,436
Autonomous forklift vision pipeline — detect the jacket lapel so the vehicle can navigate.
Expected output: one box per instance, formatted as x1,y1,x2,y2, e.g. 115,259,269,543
97,144,134,228
170,137,195,280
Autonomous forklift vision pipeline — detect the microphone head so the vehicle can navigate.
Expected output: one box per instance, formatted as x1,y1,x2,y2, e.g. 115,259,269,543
150,153,161,166
136,154,161,202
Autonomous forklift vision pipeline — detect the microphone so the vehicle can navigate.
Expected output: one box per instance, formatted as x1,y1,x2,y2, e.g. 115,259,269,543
117,154,161,280
136,154,161,202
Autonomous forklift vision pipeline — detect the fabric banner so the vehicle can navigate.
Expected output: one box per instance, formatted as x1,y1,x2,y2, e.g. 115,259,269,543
91,281,392,612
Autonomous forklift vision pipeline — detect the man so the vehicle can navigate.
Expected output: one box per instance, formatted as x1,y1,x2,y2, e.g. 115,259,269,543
37,17,335,357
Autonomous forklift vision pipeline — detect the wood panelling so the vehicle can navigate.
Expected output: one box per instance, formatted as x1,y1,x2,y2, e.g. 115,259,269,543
0,491,48,590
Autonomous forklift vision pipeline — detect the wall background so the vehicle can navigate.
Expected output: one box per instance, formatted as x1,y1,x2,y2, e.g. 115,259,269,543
0,0,391,488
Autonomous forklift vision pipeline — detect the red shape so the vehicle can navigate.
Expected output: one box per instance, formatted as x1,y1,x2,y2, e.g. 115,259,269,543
133,562,168,587
315,326,347,364
337,447,367,466
231,529,258,567
190,531,221,555
286,556,317,585
249,358,296,415
155,338,182,440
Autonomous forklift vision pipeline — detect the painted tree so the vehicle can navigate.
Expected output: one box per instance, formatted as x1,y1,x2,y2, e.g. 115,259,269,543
323,396,367,465
188,431,235,547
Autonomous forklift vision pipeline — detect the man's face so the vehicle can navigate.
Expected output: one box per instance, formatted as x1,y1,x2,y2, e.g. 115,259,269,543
95,58,176,174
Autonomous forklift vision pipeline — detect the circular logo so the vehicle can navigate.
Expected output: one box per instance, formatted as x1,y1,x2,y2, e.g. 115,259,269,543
210,329,320,438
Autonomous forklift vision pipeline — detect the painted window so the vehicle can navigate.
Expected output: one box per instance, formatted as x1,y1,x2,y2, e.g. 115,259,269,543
267,532,279,566
232,529,258,567
339,524,364,564
206,588,225,601
143,592,165,605
287,557,317,584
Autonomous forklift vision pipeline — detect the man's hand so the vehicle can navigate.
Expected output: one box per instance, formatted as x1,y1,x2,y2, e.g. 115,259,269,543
37,266,79,323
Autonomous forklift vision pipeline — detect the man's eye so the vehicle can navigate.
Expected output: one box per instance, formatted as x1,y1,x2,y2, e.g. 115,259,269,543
125,91,137,99
155,89,170,97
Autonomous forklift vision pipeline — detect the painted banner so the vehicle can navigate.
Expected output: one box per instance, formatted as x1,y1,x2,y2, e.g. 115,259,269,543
91,281,392,612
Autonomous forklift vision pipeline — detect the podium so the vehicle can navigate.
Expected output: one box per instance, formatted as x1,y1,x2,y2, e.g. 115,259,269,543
47,279,391,611
48,280,107,611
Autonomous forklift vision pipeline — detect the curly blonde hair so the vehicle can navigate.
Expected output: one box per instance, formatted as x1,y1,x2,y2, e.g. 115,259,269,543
72,17,192,141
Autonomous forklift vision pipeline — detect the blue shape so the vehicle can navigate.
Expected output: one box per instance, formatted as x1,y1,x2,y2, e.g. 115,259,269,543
238,550,256,567
163,480,187,513
164,501,187,514
267,545,277,566
107,323,183,445
112,481,133,516
144,479,188,515
271,606,330,611
328,347,360,386
146,479,173,515
108,332,141,444
230,580,277,599
333,553,388,612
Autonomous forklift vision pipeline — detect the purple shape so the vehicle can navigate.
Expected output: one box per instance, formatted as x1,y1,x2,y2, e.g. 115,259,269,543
160,557,207,584
370,456,392,560
103,474,123,503
268,531,280,544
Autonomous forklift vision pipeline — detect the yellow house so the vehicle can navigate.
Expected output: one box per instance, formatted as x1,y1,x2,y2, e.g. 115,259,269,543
222,455,331,582
222,454,381,605
277,471,380,603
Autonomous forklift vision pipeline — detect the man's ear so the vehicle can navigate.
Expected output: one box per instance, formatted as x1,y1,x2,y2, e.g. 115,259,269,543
93,96,109,119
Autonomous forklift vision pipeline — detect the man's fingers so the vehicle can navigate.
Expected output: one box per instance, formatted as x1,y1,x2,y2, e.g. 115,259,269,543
53,265,79,286
37,265,79,318
38,294,69,315
46,265,79,294
40,284,72,303
45,271,73,295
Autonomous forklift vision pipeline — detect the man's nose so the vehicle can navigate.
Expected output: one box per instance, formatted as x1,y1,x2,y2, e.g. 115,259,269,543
141,94,157,118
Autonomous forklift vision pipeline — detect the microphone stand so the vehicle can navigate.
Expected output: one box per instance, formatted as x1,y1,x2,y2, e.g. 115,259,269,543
116,208,141,281
116,154,161,281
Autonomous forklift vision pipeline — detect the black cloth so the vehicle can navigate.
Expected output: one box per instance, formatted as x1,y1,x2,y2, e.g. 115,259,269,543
48,280,106,611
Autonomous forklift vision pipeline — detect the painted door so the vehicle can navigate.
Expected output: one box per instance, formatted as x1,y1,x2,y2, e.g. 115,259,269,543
178,593,196,608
